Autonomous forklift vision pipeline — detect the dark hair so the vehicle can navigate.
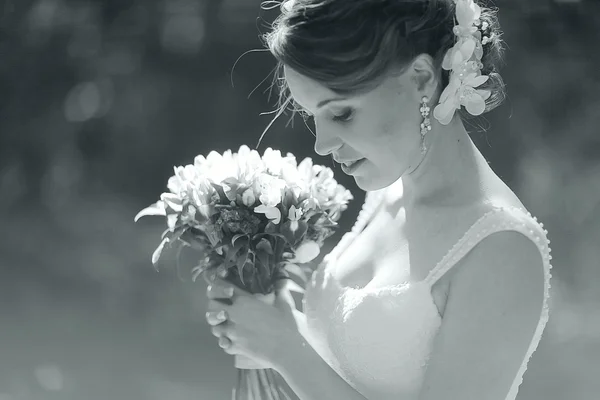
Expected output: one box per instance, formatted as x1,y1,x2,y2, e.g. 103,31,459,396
262,0,505,126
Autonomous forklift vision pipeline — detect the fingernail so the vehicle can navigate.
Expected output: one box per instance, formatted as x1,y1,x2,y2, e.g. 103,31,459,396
217,310,226,320
224,287,234,297
219,337,229,348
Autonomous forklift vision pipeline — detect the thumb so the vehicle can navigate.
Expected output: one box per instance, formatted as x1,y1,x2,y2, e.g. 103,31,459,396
273,279,295,309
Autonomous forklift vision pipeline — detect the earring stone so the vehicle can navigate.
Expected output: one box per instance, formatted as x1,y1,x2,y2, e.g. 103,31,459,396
420,96,432,155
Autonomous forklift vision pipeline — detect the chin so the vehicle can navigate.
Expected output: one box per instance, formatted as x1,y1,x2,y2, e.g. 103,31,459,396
354,172,400,192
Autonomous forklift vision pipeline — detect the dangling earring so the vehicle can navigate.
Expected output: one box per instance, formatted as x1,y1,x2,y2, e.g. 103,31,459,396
420,96,431,155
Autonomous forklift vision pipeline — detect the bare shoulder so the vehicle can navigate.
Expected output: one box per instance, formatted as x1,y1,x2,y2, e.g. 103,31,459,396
419,212,548,399
457,212,545,280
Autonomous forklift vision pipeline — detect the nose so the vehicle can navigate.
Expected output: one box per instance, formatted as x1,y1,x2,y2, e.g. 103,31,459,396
314,128,341,157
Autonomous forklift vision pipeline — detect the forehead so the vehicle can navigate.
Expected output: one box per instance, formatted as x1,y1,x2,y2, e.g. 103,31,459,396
283,66,338,109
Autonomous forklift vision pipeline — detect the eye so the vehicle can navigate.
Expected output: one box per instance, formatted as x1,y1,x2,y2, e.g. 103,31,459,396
332,108,354,122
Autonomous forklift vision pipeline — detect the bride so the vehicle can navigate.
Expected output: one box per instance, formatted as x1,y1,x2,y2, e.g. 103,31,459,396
204,0,552,399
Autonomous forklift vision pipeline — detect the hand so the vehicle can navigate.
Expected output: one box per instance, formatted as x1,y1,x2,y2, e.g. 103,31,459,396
203,272,303,371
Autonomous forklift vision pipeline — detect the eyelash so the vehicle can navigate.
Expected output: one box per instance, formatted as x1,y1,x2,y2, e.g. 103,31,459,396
332,108,354,122
297,107,354,123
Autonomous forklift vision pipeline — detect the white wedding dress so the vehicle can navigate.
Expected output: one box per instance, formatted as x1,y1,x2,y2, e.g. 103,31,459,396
301,184,552,400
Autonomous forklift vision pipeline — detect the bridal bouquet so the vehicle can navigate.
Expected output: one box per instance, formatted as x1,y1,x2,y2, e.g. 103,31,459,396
135,145,353,399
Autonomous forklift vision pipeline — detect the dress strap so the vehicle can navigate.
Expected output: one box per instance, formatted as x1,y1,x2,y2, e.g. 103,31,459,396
424,206,552,286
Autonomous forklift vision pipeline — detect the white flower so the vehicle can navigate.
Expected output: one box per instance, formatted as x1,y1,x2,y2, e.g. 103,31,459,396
433,73,491,125
287,205,303,232
442,37,482,72
198,149,239,184
455,0,481,30
262,148,285,175
167,165,198,195
281,163,308,197
235,145,265,183
433,0,490,125
255,173,286,207
241,188,256,207
254,204,282,224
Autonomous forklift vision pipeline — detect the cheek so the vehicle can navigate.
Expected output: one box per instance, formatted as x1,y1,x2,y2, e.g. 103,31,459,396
374,111,415,144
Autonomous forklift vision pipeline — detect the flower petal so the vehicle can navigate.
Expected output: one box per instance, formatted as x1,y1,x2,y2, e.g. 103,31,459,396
442,47,456,70
434,97,459,125
459,38,476,62
476,89,492,101
134,201,166,222
254,205,282,224
468,74,489,88
464,93,486,116
438,78,459,104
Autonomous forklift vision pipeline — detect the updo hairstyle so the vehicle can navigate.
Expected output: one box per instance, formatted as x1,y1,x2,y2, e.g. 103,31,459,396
262,0,505,122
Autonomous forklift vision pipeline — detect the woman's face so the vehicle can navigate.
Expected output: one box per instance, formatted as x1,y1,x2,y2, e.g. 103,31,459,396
284,65,426,191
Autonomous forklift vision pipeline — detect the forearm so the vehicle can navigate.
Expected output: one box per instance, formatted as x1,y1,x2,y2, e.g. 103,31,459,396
278,311,368,400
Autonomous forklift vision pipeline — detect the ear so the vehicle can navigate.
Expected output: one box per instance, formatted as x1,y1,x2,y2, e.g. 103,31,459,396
410,54,438,99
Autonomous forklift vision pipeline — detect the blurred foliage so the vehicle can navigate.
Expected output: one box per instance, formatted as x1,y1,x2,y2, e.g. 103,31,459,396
0,0,599,399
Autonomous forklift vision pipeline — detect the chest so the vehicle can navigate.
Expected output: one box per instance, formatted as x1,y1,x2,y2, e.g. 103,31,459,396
331,200,481,313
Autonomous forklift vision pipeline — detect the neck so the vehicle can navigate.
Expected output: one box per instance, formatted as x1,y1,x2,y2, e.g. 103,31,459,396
402,116,486,209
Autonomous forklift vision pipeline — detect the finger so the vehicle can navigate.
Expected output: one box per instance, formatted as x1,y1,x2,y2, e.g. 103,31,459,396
218,335,231,349
205,310,228,326
206,283,234,300
210,322,237,340
206,300,232,318
218,336,236,354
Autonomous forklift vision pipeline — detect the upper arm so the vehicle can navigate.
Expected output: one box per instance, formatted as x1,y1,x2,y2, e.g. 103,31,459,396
419,230,546,400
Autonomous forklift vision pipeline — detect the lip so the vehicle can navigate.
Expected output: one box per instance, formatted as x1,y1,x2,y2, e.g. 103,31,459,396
336,158,360,164
341,158,366,175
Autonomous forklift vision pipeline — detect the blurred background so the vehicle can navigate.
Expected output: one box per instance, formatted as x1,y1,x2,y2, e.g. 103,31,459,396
0,0,599,399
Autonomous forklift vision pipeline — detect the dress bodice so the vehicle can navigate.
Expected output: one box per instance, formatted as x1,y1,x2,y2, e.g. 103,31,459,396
302,189,552,400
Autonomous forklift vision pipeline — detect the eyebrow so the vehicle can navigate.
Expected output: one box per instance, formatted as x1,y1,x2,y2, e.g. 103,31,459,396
316,97,348,110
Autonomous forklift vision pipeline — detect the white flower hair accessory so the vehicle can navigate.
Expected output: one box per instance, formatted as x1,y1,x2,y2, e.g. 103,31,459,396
433,0,494,125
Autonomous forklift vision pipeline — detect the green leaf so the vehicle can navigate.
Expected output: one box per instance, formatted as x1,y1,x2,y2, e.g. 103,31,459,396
274,236,286,258
265,221,279,234
236,246,251,272
191,266,204,282
209,182,229,203
255,249,270,271
174,243,186,282
151,238,169,268
232,234,248,247
280,220,308,247
238,252,254,287
307,212,324,225
225,244,240,265
256,238,274,255
254,261,268,294
252,232,287,243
